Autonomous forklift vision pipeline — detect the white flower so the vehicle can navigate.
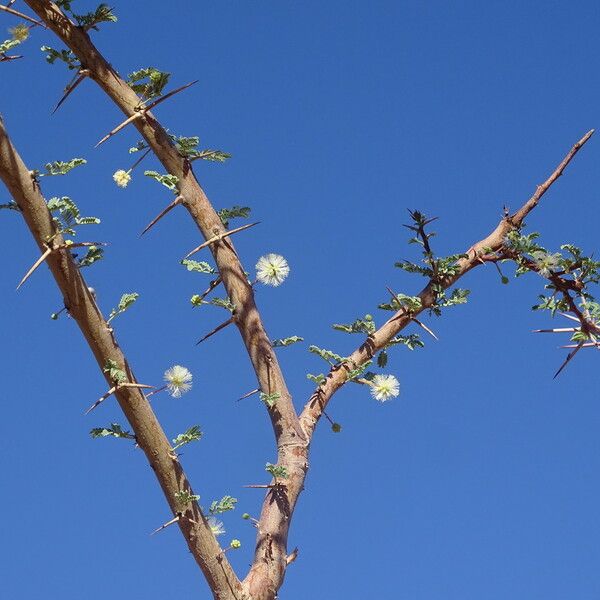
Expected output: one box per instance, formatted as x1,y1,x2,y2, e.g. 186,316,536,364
256,253,290,286
164,365,192,398
531,251,561,278
369,374,400,402
113,169,131,188
208,517,225,536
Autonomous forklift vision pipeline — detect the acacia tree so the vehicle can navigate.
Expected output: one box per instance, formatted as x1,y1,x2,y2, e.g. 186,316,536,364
1,3,599,599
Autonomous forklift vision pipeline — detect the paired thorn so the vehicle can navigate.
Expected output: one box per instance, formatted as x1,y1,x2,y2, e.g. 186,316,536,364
52,70,89,114
196,316,235,345
184,221,260,259
0,4,44,27
17,242,107,290
85,382,154,415
95,81,198,148
140,196,183,236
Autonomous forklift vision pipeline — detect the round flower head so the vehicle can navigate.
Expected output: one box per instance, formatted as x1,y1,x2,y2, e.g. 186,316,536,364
113,169,131,188
256,253,290,286
531,250,561,278
208,517,225,537
164,365,192,398
369,374,400,402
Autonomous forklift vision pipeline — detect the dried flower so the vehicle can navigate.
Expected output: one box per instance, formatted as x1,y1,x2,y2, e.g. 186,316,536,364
9,24,30,42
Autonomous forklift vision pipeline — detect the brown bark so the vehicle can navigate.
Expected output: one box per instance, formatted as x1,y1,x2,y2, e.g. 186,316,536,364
0,117,242,600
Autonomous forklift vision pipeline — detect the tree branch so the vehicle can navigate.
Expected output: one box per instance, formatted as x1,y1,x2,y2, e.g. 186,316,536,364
0,117,242,600
24,0,303,446
298,129,595,438
24,3,308,597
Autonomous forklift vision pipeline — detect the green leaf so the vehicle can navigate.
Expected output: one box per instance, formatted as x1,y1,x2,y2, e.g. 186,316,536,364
218,206,251,228
144,170,179,194
332,314,376,335
388,334,424,350
108,292,139,323
378,294,422,313
175,490,200,506
127,67,170,101
77,245,104,268
193,149,231,162
103,359,127,384
307,373,326,385
345,361,372,381
265,463,288,479
308,345,347,365
46,196,100,236
90,423,135,440
209,496,238,514
172,425,203,450
272,336,304,347
209,297,235,313
259,392,280,407
40,45,79,69
72,4,117,30
181,259,216,274
42,158,87,177
377,350,388,368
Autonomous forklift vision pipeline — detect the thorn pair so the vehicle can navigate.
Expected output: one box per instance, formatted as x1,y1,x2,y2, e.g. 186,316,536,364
95,80,198,148
17,241,107,290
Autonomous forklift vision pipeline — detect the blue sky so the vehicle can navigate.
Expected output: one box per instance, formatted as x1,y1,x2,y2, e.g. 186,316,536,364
1,1,600,598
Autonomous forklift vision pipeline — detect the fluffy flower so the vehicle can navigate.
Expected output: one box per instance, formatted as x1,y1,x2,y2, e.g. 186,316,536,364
164,365,192,398
531,251,561,278
369,374,400,402
256,253,290,286
112,169,131,188
208,517,225,537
